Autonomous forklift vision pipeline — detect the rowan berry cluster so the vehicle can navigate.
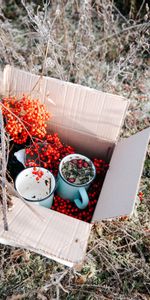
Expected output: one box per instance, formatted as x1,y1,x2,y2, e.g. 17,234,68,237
51,196,97,222
32,167,44,181
1,95,50,144
93,158,109,174
25,133,75,176
138,191,144,202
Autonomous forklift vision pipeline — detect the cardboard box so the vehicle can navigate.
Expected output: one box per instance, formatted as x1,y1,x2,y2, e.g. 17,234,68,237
0,65,149,267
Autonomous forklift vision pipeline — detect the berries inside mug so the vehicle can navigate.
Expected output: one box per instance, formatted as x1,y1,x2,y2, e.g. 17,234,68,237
61,158,95,185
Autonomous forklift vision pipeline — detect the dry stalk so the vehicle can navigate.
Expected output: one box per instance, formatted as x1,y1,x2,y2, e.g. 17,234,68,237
41,268,70,298
98,22,149,48
0,109,8,230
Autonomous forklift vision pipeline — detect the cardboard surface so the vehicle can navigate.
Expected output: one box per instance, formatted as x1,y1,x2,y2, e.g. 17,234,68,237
92,127,150,221
48,125,115,160
3,65,129,144
0,197,92,267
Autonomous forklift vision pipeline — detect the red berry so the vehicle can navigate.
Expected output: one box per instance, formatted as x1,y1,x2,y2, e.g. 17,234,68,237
78,164,82,169
67,178,75,183
78,159,82,164
83,162,89,168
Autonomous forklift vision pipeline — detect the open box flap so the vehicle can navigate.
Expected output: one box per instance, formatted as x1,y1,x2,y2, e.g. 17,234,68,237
0,197,92,267
3,65,129,143
92,127,150,221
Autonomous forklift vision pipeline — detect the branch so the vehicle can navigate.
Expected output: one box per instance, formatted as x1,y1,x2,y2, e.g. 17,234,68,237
0,109,8,230
99,22,149,45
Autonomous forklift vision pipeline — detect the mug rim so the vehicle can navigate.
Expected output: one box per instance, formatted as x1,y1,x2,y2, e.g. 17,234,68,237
15,166,56,202
59,153,96,187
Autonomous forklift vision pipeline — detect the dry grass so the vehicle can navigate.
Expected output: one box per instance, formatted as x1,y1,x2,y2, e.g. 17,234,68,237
0,1,150,299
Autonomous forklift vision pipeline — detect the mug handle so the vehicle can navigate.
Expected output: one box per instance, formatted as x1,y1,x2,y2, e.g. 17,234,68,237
74,187,89,209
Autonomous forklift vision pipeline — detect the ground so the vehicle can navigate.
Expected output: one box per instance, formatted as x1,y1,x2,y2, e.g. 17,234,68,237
0,1,150,299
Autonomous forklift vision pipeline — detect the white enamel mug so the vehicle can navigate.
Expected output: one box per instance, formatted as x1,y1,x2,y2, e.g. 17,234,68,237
15,167,56,208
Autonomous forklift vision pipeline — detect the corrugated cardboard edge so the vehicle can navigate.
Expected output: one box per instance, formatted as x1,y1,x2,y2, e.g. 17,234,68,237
0,197,92,267
2,65,11,96
0,235,74,267
0,237,76,268
2,65,129,102
92,127,150,221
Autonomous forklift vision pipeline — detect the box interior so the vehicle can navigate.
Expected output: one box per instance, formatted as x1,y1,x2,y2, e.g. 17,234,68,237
48,124,115,162
3,65,130,221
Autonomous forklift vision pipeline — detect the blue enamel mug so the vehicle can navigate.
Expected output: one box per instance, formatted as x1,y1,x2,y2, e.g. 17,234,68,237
56,154,96,209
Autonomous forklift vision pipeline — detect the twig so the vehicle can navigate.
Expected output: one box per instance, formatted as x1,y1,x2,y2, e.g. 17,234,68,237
136,0,146,18
99,22,149,45
0,109,8,230
41,35,50,77
112,3,129,23
43,269,69,291
29,36,50,95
